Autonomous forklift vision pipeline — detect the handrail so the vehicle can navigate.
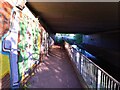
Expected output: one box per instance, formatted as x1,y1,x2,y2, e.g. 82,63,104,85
81,54,120,86
64,41,120,89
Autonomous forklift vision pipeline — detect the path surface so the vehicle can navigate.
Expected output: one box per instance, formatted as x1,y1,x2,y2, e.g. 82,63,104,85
27,45,81,88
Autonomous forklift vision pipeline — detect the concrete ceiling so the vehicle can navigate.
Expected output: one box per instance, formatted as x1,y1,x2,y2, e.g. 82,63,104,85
26,2,120,34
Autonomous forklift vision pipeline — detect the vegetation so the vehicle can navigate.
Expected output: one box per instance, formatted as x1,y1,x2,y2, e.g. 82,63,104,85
55,33,83,45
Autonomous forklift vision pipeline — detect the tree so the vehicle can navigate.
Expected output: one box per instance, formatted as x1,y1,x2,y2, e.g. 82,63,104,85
74,34,83,44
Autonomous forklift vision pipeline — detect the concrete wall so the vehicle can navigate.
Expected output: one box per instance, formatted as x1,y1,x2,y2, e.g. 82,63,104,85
82,30,120,68
83,30,120,51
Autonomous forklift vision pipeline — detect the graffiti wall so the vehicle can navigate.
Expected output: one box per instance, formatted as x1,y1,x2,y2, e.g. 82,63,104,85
0,0,48,88
41,28,48,56
18,9,41,81
0,1,13,88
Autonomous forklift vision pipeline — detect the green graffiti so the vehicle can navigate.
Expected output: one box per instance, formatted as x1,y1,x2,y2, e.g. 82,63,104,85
18,16,41,81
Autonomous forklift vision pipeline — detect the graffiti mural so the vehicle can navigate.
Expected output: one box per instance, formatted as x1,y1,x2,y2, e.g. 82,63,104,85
0,0,49,88
17,8,42,82
0,1,13,88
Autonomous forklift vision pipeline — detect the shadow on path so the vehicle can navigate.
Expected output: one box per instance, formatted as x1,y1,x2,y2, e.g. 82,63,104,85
27,45,81,88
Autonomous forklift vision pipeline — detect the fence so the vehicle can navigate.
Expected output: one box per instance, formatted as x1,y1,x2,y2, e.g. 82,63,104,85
65,42,120,89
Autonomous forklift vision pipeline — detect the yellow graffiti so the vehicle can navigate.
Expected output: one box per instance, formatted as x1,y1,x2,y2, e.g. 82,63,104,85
0,54,10,79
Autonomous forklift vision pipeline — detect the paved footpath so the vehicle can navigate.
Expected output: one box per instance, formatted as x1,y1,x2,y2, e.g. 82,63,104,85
27,45,81,88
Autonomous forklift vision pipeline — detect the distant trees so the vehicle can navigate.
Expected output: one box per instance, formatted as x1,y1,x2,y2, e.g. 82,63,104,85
55,33,83,45
74,34,83,44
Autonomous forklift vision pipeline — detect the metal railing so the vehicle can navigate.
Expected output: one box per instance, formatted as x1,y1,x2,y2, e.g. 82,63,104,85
65,42,120,89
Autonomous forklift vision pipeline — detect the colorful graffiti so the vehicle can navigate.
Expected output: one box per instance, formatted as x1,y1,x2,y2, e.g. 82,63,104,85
0,0,49,88
18,11,41,81
0,1,13,88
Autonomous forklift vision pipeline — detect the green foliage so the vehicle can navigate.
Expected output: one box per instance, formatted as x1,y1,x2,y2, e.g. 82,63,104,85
74,34,83,44
55,33,83,44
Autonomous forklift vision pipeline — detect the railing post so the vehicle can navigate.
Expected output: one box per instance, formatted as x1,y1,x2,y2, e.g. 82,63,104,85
97,69,101,89
81,54,83,75
79,52,81,73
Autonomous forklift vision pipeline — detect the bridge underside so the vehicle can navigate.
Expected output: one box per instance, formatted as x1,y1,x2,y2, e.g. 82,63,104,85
26,2,120,34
